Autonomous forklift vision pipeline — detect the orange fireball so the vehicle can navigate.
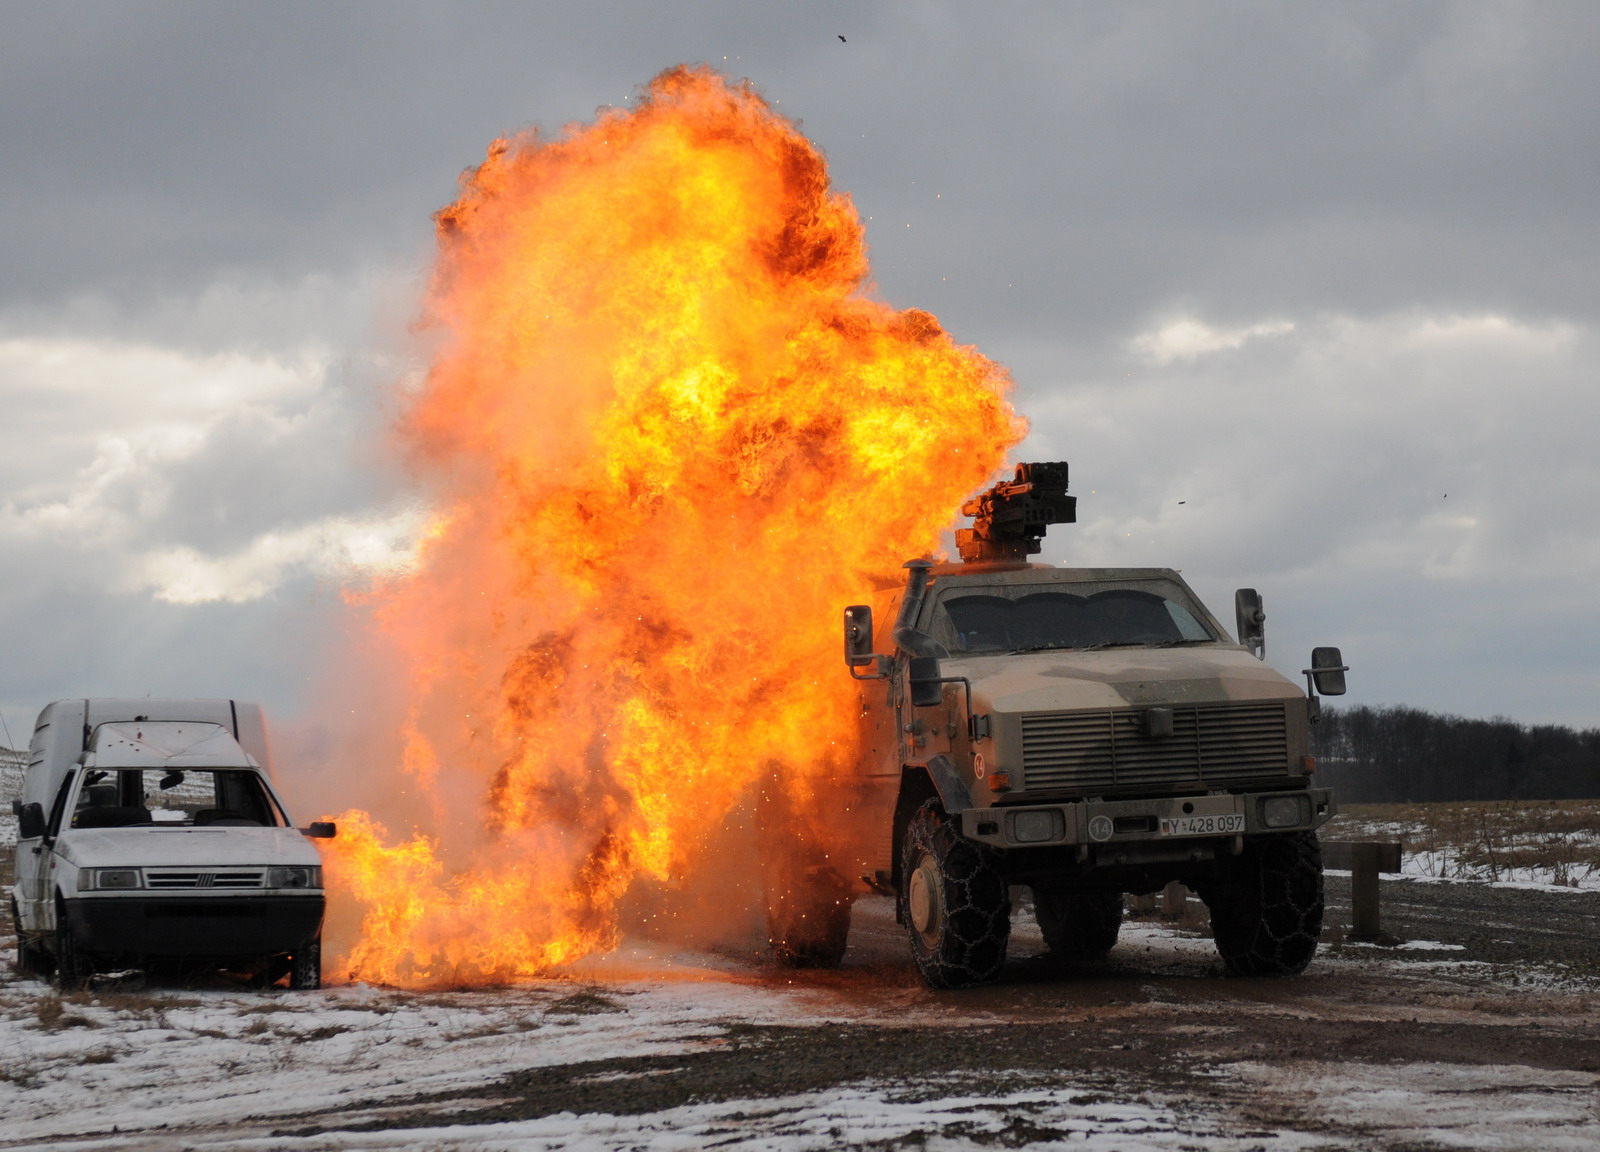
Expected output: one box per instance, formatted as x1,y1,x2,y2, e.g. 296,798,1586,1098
325,66,1024,986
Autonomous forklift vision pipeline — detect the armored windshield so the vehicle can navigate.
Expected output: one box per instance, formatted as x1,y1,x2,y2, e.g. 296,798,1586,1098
932,580,1217,655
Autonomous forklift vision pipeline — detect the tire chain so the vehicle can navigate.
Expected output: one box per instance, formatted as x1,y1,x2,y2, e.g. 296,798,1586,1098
902,800,1011,989
1201,830,1323,976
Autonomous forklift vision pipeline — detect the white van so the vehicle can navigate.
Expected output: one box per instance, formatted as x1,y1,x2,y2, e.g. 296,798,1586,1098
9,699,333,989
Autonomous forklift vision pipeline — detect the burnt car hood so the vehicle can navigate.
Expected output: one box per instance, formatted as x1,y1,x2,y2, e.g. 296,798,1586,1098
948,645,1303,715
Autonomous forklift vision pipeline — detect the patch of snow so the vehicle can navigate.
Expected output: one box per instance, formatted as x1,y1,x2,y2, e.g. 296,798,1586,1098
1,747,25,843
1230,1060,1600,1151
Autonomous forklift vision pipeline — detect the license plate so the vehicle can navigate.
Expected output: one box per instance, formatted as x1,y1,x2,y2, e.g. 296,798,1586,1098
1160,813,1245,837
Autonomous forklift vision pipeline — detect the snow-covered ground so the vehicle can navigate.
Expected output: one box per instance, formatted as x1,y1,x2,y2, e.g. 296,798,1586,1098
5,792,1598,1149
1329,810,1600,890
1,921,1597,1152
0,748,24,845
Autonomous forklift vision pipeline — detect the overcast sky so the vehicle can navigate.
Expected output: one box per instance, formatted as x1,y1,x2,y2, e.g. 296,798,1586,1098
5,2,1600,770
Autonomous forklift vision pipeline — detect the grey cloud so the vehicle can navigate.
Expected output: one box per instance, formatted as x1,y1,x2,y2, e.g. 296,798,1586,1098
6,1,1600,743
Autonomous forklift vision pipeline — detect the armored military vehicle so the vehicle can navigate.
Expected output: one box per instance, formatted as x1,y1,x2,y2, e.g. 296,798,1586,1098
767,463,1347,988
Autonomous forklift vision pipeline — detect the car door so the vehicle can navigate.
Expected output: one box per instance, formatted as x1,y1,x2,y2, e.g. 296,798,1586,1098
20,772,78,932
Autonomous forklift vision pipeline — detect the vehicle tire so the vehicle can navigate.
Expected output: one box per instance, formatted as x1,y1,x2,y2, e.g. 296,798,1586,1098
1034,889,1122,959
759,776,852,969
899,800,1011,989
53,899,94,990
766,873,852,969
1199,831,1323,977
288,936,322,990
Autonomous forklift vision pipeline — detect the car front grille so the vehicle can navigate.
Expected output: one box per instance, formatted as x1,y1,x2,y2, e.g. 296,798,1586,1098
145,870,266,890
1019,701,1290,793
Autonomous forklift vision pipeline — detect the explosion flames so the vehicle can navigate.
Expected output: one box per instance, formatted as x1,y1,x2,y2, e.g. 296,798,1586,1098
325,67,1024,985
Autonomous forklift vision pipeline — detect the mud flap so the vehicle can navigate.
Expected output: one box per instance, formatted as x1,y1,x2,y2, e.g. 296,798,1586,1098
923,754,973,814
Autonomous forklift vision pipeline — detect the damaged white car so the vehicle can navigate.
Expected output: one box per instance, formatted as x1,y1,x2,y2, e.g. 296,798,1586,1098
9,699,333,989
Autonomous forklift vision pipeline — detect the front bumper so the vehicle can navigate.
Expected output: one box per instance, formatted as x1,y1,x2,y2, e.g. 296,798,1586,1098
959,787,1335,852
63,895,325,959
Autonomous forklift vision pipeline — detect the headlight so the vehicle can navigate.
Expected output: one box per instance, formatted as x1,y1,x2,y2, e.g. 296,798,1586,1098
79,868,142,891
1010,809,1065,844
1261,796,1306,828
267,866,322,889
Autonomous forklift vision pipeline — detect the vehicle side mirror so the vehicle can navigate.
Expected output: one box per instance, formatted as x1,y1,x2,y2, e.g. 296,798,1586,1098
908,655,944,708
17,801,46,841
1307,647,1348,697
1235,588,1265,660
844,604,875,666
304,821,338,839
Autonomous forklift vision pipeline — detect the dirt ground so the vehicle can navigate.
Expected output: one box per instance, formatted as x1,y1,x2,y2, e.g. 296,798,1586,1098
301,879,1600,1138
5,807,1600,1151
5,874,1596,1150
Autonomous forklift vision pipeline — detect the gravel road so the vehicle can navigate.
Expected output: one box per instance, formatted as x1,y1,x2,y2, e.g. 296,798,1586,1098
1324,871,1600,975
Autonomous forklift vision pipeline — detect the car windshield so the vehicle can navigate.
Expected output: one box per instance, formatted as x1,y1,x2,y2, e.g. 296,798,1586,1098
935,584,1216,655
70,768,285,829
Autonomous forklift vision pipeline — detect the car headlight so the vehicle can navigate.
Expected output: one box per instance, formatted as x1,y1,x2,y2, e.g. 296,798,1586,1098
267,866,322,889
79,868,142,891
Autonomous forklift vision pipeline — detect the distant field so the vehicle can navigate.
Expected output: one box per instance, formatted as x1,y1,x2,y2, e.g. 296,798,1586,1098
1,752,20,897
1326,798,1600,889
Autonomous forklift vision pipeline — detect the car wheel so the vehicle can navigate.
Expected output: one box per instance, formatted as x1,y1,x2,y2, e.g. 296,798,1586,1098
53,898,94,990
289,936,321,990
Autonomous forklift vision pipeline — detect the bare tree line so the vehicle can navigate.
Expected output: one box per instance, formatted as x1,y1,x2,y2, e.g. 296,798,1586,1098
1310,705,1600,803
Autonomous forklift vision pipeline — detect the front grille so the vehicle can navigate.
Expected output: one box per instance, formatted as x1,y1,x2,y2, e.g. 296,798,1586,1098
1020,701,1290,794
145,870,266,890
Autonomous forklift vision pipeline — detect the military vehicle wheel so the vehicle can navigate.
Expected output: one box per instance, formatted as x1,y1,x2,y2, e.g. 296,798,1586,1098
1034,889,1122,959
759,778,852,969
53,898,94,990
288,936,322,990
767,875,851,969
899,800,1010,989
1200,831,1323,976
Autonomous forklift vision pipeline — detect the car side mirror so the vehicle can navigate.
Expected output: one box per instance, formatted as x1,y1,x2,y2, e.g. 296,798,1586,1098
844,604,875,666
907,655,944,708
304,821,338,839
17,801,46,841
1307,646,1348,697
1235,588,1265,660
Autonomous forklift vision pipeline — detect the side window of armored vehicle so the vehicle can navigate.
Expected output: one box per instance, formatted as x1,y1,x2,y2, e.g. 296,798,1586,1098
144,769,281,827
1163,598,1213,641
